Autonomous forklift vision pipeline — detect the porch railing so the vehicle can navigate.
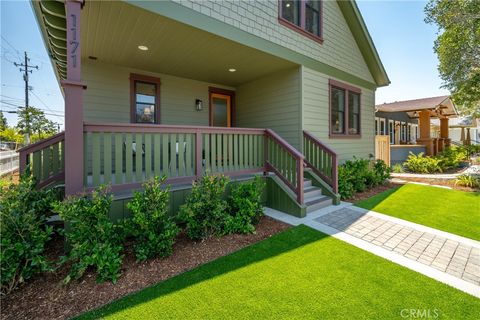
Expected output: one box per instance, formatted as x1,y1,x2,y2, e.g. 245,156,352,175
303,130,338,194
83,123,305,204
265,129,304,204
18,132,65,188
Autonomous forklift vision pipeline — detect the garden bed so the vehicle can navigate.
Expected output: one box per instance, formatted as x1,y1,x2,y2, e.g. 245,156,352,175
1,216,289,320
343,181,404,202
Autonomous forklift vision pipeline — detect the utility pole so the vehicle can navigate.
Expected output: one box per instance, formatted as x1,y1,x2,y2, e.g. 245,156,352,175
14,51,38,145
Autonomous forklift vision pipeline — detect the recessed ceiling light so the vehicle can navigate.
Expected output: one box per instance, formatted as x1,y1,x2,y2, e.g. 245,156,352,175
286,3,291,7
138,45,149,51
228,68,236,72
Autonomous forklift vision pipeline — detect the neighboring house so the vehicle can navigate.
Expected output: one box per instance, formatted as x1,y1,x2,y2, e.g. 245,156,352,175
375,111,419,145
431,116,480,145
21,0,389,217
374,96,458,164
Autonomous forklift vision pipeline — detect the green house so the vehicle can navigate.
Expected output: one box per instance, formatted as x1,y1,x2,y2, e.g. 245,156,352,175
21,0,389,217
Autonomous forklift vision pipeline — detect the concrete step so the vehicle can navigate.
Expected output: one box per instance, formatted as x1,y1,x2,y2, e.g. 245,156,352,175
305,195,333,213
303,178,312,188
304,185,322,199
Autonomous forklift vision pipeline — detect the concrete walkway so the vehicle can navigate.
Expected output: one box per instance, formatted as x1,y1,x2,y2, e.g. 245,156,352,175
265,203,480,298
391,164,480,179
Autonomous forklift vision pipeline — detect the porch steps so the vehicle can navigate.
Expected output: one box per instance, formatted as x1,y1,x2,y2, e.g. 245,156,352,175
303,178,333,213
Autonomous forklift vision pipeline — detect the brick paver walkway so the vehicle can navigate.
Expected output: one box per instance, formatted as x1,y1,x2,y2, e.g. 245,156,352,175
315,207,480,286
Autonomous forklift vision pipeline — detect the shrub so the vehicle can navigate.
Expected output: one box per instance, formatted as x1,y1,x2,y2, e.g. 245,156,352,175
54,186,124,284
338,165,355,199
403,152,442,173
127,176,179,261
342,157,370,192
179,174,229,240
337,158,391,199
392,163,404,173
372,160,391,185
0,176,57,295
436,147,468,170
225,176,265,234
455,174,480,188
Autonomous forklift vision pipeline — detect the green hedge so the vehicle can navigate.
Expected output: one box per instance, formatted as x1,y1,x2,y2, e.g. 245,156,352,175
338,158,391,199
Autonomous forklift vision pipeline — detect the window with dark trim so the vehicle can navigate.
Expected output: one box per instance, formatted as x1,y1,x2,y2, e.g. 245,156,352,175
279,0,323,43
130,73,161,124
329,79,361,137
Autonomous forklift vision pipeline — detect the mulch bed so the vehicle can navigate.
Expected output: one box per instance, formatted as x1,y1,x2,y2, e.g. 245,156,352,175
344,181,405,203
1,216,290,320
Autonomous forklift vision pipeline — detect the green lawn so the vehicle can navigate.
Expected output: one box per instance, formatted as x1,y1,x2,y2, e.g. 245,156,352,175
77,225,479,320
356,184,480,241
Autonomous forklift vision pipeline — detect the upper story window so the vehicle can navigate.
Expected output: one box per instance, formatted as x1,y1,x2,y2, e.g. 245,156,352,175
279,0,323,43
329,79,361,137
130,74,161,124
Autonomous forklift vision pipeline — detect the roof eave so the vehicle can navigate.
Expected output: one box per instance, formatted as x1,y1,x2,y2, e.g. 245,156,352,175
29,0,67,92
337,1,390,87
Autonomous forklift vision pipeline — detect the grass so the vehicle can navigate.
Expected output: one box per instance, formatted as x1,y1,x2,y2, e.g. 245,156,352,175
77,225,480,320
356,184,480,241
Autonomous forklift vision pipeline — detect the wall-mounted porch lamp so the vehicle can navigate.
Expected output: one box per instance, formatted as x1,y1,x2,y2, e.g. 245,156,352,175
195,99,203,111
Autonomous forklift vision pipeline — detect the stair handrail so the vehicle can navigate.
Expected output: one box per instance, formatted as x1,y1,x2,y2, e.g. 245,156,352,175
18,131,65,173
265,129,304,204
303,130,338,194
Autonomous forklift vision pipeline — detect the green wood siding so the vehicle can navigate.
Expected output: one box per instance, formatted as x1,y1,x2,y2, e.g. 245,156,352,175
236,67,302,149
301,66,376,162
82,61,234,125
169,0,374,84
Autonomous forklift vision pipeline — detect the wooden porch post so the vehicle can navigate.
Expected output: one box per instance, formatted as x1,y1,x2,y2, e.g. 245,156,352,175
416,110,434,156
61,0,86,195
439,118,449,150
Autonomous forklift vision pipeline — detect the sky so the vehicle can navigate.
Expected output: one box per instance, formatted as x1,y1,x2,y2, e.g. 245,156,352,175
0,0,449,128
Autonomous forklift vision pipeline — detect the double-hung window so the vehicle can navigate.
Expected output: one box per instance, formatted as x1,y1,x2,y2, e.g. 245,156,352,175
130,74,161,124
279,1,323,42
329,79,361,137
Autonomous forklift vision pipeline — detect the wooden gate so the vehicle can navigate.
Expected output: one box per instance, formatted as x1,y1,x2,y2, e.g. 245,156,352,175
375,135,390,166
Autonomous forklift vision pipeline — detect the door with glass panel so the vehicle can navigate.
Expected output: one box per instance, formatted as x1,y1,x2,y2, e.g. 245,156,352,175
210,93,232,127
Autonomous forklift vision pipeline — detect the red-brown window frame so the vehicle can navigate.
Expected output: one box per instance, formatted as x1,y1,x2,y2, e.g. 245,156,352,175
278,0,323,44
130,73,161,124
329,79,362,138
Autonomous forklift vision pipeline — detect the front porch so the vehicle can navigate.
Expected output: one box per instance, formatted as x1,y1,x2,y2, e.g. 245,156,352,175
23,0,342,216
19,123,340,218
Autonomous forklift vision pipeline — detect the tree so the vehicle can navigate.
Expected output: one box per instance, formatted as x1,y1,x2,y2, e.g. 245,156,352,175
0,127,24,148
425,0,480,117
17,106,57,143
0,111,7,131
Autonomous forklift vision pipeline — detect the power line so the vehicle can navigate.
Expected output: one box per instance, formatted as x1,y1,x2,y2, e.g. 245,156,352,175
1,100,64,115
13,52,39,144
1,35,21,60
30,90,57,114
0,94,24,101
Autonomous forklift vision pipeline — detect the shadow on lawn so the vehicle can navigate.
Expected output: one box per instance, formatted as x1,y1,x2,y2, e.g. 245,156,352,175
353,185,403,211
75,225,327,320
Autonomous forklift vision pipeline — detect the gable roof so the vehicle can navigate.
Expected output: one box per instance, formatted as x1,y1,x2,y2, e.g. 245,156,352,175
337,1,390,87
376,96,451,112
376,96,458,119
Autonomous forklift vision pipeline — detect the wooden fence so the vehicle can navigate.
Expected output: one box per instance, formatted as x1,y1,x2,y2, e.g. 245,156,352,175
375,135,390,166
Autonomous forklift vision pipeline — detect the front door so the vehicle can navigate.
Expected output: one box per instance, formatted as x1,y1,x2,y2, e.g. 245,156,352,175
210,93,232,127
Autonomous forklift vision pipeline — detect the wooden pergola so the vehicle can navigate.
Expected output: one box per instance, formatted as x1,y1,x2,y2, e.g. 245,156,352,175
377,96,458,155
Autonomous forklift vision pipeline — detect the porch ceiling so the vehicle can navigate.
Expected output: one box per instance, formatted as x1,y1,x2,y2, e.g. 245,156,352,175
81,1,296,86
